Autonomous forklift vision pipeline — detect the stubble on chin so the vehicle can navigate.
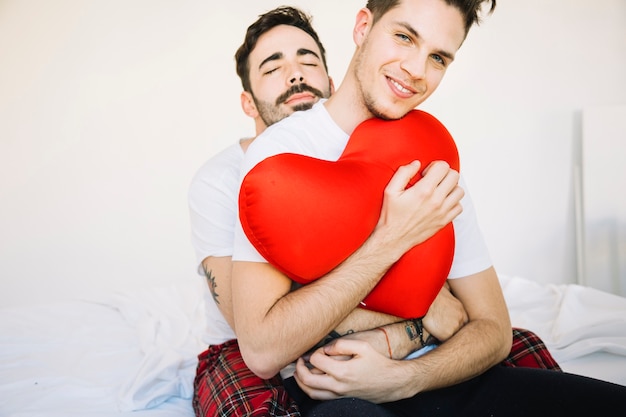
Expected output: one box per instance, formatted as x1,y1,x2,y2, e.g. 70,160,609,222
364,92,405,121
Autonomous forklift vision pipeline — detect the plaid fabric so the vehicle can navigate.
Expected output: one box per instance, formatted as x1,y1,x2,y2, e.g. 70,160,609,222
193,328,560,416
501,328,562,371
193,339,300,417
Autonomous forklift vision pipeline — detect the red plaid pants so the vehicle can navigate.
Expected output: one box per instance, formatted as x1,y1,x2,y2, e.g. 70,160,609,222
192,328,560,417
501,328,561,370
193,339,299,417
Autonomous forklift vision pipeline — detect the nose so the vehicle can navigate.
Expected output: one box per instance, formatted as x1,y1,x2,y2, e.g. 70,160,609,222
289,74,304,84
288,63,305,84
401,52,427,80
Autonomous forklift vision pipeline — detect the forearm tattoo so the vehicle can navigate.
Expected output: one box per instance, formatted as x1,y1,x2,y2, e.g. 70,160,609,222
405,319,426,347
203,267,219,305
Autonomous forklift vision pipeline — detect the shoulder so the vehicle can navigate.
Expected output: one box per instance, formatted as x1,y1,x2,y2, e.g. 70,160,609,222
193,142,244,180
243,101,344,172
189,142,245,198
198,142,244,174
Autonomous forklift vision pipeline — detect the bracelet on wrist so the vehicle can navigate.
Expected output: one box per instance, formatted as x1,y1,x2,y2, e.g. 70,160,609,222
377,327,393,359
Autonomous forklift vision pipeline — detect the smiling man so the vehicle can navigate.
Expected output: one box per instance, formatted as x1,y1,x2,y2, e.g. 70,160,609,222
230,1,626,416
232,0,500,386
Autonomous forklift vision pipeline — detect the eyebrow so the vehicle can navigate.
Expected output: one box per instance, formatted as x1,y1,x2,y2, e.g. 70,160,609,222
397,22,456,62
258,48,321,70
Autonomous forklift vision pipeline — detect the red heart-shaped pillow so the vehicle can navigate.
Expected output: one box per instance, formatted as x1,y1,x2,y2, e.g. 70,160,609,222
239,110,459,318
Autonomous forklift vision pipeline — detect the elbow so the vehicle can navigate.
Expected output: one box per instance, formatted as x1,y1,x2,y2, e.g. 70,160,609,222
500,333,513,361
495,324,513,363
239,343,283,380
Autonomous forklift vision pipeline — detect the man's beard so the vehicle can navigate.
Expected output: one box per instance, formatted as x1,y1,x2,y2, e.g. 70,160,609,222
254,83,328,127
353,43,394,121
353,36,409,122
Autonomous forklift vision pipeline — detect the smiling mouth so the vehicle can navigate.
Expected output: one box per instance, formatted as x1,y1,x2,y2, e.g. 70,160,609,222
388,77,414,95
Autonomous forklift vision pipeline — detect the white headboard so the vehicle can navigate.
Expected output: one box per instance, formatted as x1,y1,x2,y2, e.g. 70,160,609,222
577,105,626,296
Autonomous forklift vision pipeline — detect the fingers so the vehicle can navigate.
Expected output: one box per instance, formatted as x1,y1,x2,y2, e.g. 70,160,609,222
417,161,464,219
387,160,461,205
387,160,462,219
300,339,367,378
385,160,421,193
420,161,459,197
294,340,370,401
322,338,366,358
294,357,341,400
376,159,464,257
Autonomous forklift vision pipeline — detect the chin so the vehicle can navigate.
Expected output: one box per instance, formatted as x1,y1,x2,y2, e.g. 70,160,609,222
366,98,410,120
291,102,316,112
371,107,407,121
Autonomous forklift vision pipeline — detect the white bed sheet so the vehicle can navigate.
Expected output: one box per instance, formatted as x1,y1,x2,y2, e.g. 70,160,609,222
0,279,208,417
499,275,626,386
1,275,625,416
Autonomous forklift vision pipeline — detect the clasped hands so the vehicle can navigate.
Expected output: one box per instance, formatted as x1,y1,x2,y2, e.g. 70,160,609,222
294,282,468,403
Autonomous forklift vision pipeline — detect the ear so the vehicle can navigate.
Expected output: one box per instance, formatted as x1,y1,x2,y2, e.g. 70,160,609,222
353,8,373,47
240,91,258,119
329,76,336,95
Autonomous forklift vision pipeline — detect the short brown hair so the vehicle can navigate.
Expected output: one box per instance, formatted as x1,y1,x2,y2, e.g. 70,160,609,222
366,0,496,36
235,6,328,92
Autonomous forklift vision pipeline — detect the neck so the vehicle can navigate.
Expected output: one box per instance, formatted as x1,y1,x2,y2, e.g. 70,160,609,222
254,118,267,136
324,65,373,135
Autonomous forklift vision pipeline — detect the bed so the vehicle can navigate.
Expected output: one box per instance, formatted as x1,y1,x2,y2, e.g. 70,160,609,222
1,274,625,417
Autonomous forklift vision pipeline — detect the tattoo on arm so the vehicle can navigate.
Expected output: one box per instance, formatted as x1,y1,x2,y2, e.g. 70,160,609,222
405,319,425,347
203,267,219,304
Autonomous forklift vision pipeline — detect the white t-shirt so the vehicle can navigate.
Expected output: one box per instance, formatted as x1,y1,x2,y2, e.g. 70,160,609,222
188,142,244,345
233,100,492,279
189,142,244,265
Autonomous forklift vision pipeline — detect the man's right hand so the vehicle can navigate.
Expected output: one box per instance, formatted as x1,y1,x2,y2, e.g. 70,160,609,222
374,160,464,259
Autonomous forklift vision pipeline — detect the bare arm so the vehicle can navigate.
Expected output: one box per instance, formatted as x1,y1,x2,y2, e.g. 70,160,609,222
332,282,468,358
203,255,412,339
421,281,468,342
294,267,511,402
200,255,459,344
232,161,464,378
398,267,511,392
201,256,236,329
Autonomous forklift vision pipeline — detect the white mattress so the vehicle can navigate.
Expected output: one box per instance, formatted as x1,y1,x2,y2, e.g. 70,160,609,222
1,275,625,416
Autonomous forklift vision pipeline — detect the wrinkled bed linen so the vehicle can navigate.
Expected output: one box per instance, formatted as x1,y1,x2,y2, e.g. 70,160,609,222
500,275,626,362
0,278,208,416
1,275,625,416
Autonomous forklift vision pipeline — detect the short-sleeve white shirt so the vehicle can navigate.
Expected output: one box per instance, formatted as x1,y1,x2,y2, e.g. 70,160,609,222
233,100,492,279
188,142,245,345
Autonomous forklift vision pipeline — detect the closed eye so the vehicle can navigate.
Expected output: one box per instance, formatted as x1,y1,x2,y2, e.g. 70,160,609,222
263,67,280,75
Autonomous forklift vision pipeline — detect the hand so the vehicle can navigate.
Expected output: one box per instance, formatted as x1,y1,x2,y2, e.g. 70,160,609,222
294,338,415,403
332,328,392,359
376,160,464,256
422,282,468,342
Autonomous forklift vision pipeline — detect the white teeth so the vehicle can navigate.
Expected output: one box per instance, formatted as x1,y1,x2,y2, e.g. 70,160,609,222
391,79,411,94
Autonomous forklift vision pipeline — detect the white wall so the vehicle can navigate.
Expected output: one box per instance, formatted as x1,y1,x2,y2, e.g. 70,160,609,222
1,0,624,308
421,0,626,293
